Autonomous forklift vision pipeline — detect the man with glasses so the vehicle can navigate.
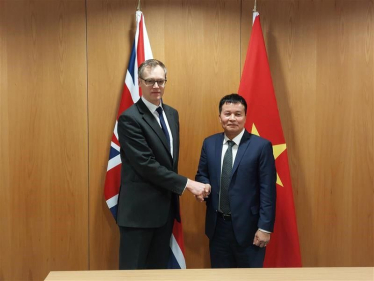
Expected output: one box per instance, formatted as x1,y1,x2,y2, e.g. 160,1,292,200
117,59,210,269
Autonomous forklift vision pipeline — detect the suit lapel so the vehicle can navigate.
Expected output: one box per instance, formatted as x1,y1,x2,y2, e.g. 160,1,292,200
232,130,252,175
214,133,224,187
136,99,172,156
163,105,178,160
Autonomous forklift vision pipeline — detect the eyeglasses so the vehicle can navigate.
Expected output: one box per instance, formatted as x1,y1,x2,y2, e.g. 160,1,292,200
140,78,167,87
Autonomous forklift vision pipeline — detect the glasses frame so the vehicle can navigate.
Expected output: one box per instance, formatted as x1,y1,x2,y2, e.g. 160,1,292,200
140,78,167,87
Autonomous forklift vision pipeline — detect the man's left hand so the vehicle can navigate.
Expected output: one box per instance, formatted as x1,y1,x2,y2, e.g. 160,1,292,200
253,230,271,248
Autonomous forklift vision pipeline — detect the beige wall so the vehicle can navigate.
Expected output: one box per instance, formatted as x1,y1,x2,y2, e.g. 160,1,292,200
0,0,373,280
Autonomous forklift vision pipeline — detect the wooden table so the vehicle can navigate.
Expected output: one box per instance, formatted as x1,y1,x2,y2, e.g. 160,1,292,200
45,267,374,281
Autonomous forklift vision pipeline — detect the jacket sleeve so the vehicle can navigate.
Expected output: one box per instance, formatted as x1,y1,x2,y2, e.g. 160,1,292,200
195,139,211,184
117,112,187,195
257,141,277,232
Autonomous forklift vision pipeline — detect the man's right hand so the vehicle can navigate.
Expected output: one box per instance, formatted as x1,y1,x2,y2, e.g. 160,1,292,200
186,179,211,199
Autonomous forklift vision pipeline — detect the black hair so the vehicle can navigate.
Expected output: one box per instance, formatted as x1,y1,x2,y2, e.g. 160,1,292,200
219,94,247,114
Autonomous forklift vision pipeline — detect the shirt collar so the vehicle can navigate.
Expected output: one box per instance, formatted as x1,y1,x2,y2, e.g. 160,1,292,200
223,129,245,146
141,96,163,114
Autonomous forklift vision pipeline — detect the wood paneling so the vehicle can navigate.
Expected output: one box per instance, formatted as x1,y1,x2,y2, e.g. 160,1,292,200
242,0,373,267
0,0,373,280
160,0,241,268
87,0,241,269
313,0,373,266
0,0,88,280
87,0,134,270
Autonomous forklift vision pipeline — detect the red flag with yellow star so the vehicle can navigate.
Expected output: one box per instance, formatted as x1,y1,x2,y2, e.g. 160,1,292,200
238,12,302,267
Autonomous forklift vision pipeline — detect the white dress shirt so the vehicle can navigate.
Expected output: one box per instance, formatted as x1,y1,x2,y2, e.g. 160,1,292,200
141,97,173,157
219,129,270,233
220,129,245,172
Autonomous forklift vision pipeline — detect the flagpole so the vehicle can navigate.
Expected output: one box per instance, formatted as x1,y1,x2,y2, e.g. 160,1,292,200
137,0,141,11
252,0,258,25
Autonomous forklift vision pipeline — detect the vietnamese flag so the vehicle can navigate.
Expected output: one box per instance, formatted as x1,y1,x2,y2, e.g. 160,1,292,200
238,12,302,267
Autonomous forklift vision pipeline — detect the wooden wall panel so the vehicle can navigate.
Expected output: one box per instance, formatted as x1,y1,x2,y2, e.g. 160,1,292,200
0,1,373,279
87,0,241,269
159,0,241,268
242,0,373,267
0,0,88,280
87,0,134,270
313,0,373,266
87,0,374,269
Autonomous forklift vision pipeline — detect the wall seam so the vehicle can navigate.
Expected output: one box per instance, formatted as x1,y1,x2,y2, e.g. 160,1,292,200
85,0,90,271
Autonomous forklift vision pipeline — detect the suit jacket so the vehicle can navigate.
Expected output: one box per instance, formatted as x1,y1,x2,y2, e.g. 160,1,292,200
196,130,276,247
116,98,187,228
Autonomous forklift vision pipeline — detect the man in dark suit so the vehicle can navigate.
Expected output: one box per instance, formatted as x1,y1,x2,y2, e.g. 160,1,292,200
117,59,210,270
195,93,276,268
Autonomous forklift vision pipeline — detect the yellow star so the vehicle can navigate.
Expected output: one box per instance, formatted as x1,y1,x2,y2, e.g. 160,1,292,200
251,124,286,187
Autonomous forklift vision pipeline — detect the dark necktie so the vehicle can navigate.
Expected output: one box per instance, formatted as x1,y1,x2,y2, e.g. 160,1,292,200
156,107,171,149
220,140,235,214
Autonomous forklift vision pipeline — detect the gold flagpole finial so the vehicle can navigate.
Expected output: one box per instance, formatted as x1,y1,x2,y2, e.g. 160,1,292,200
253,0,257,12
137,0,141,11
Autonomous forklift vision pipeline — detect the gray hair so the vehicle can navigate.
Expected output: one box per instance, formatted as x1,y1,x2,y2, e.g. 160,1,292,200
138,59,167,79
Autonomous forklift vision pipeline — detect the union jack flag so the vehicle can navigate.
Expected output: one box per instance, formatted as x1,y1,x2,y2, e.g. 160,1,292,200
103,10,186,269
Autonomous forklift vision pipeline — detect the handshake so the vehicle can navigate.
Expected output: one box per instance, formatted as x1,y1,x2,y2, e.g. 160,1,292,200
186,179,211,203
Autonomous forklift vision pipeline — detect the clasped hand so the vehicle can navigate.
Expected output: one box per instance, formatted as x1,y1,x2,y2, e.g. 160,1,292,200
186,179,211,202
195,184,211,202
